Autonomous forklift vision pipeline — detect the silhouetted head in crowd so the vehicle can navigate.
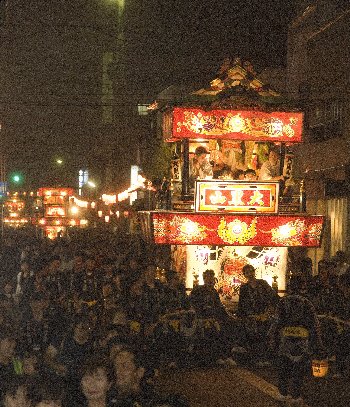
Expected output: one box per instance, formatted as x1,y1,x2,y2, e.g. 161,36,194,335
112,346,145,395
203,269,216,288
242,264,256,282
0,328,18,365
288,275,306,294
2,376,33,407
31,373,64,407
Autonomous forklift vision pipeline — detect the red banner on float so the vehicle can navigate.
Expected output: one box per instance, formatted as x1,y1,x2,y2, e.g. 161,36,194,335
167,107,303,142
195,181,279,213
142,212,324,247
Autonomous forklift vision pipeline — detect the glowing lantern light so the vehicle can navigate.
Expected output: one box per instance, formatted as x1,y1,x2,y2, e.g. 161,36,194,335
80,219,88,226
70,220,76,226
55,220,61,225
98,210,103,218
278,224,294,238
91,202,96,209
102,194,117,205
70,206,79,215
228,115,245,132
312,359,329,378
105,215,110,223
39,219,46,225
183,220,198,235
72,197,89,208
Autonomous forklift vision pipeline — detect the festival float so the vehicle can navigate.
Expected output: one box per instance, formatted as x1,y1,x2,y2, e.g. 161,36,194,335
36,187,89,239
139,59,324,300
3,192,29,227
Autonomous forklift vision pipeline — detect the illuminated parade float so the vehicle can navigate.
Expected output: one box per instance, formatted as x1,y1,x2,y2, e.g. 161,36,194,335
140,59,324,300
36,187,88,239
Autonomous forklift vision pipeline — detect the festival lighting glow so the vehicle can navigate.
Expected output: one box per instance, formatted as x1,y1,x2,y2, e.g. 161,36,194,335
71,197,89,208
70,206,79,215
102,194,117,205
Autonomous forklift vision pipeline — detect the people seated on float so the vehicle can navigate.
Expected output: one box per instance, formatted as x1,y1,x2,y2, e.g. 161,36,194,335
189,146,213,187
244,169,257,181
211,152,232,179
258,149,285,181
237,264,279,366
232,169,245,180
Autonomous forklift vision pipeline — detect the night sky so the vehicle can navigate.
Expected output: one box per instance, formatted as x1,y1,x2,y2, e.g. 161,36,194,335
125,0,297,98
0,0,297,187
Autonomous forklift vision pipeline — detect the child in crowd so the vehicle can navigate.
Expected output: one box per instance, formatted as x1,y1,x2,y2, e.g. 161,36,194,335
80,355,113,407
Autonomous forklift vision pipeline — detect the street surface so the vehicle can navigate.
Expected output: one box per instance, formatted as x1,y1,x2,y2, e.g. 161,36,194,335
157,363,349,407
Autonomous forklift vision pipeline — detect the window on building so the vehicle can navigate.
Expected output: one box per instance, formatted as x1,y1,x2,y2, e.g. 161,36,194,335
308,99,343,142
137,104,149,116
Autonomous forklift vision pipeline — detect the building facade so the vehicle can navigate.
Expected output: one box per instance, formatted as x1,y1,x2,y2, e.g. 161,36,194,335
287,0,350,265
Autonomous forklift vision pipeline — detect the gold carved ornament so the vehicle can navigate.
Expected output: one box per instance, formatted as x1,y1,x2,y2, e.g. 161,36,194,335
270,219,305,246
217,217,257,245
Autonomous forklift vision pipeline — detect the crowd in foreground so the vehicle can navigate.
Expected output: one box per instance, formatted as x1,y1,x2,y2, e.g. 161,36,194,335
1,231,350,406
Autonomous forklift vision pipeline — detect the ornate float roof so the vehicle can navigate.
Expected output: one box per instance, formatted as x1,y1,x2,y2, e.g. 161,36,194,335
153,57,295,112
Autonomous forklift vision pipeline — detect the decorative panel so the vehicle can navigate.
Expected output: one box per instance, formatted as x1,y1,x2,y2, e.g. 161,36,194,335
166,107,303,142
140,211,324,247
195,180,279,213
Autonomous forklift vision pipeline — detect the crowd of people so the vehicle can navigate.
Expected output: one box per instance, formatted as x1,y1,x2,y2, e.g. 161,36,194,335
0,232,192,406
1,230,350,406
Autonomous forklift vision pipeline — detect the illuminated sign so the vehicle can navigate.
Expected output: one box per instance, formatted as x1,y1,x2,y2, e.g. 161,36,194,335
38,187,74,197
35,218,84,227
195,180,279,213
43,195,65,205
45,206,66,217
164,108,303,142
140,212,324,247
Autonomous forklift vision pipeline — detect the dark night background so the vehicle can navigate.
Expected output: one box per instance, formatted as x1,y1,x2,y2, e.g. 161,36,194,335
126,0,297,97
0,0,297,189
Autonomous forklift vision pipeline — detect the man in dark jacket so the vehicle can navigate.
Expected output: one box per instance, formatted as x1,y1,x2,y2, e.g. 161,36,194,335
268,275,324,404
237,264,279,366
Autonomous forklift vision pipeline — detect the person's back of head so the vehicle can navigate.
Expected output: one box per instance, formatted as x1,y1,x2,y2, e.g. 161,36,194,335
288,275,305,294
2,376,33,407
31,373,64,406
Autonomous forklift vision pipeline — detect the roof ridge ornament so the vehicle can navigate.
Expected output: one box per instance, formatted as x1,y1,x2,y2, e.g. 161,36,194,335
193,57,280,101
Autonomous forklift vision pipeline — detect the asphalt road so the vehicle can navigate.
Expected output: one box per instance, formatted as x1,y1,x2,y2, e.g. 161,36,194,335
156,363,350,407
